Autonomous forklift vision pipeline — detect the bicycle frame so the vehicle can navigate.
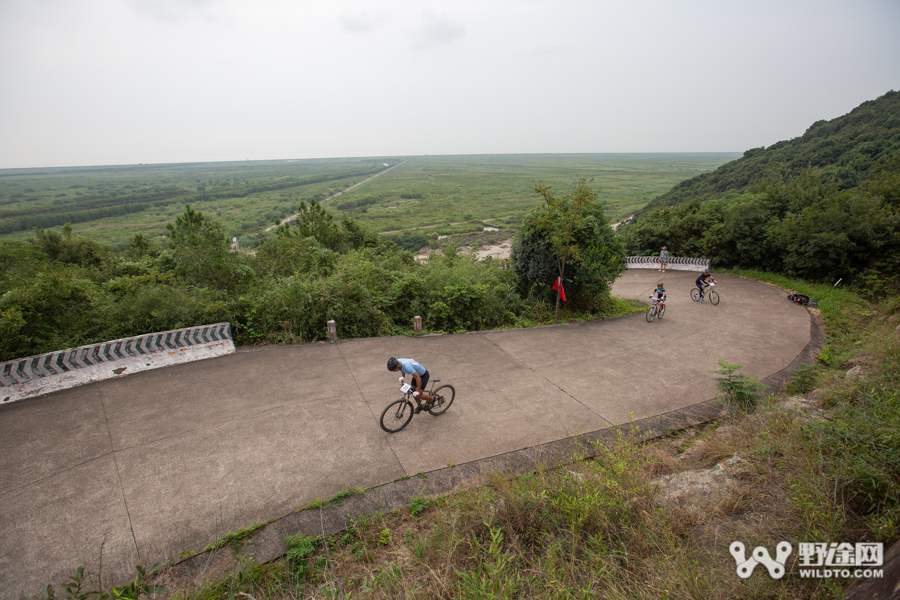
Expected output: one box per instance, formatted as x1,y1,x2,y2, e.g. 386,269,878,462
399,379,438,398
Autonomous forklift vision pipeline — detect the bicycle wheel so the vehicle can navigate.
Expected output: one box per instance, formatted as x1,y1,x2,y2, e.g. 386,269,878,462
690,288,700,302
427,384,455,416
646,306,656,322
708,290,720,305
658,303,666,318
380,399,414,433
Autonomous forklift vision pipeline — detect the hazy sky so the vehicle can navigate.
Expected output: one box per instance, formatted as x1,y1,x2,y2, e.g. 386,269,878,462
1,0,898,168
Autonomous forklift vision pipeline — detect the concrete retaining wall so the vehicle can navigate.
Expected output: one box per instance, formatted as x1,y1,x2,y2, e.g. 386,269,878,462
0,323,235,404
627,256,711,271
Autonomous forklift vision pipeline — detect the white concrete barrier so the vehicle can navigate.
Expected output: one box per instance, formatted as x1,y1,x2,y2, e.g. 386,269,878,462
626,256,711,271
0,323,235,404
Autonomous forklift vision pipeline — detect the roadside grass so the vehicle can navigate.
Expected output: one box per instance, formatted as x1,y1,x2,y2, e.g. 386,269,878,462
26,278,900,600
509,296,644,330
414,296,643,336
203,523,267,553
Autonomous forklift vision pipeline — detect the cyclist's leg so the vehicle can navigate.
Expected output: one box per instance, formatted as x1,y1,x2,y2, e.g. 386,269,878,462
414,371,433,403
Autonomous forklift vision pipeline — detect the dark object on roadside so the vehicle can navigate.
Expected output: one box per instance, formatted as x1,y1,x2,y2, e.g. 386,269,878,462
788,293,818,308
844,538,900,600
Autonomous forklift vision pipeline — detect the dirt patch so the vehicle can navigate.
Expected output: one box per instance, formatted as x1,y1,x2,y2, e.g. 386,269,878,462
469,243,512,261
415,238,513,262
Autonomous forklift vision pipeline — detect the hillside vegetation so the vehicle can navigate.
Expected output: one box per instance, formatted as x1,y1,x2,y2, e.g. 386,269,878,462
620,90,900,287
646,90,900,209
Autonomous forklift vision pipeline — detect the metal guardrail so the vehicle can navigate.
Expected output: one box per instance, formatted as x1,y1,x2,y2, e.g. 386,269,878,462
626,256,711,271
1,323,233,402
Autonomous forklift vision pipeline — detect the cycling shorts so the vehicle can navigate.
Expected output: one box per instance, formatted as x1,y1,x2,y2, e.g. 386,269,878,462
412,370,430,391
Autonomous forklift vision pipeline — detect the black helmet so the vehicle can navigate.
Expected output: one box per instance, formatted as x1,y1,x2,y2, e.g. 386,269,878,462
657,282,664,287
703,267,710,273
387,357,399,371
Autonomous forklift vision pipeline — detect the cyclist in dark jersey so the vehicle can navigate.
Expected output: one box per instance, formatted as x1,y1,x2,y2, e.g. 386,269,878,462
695,269,717,301
654,281,666,308
387,357,433,414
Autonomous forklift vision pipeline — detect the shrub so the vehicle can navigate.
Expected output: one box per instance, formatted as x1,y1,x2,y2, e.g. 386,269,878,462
713,361,766,412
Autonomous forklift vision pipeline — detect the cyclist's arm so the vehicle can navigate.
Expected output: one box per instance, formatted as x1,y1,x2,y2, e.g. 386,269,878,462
412,371,423,390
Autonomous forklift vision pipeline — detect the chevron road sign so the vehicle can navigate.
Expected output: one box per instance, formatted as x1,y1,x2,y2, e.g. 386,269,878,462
626,256,711,271
0,323,235,404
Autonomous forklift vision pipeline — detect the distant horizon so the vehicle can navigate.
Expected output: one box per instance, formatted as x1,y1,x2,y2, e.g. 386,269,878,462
0,150,747,172
2,1,896,171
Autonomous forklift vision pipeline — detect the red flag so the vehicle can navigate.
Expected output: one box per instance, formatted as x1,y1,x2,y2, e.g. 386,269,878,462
552,277,566,301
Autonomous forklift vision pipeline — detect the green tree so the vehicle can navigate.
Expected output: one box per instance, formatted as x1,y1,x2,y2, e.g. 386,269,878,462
512,179,624,318
0,270,103,360
125,232,154,259
254,235,336,279
160,205,252,292
766,190,899,281
165,204,221,248
277,199,345,250
32,226,110,268
531,179,593,322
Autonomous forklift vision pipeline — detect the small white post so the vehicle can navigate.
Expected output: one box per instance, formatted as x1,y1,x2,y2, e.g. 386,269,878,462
413,316,422,333
327,320,337,343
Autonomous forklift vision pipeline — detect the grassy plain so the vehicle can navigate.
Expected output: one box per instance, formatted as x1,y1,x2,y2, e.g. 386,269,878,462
327,153,739,237
0,158,398,248
0,153,739,248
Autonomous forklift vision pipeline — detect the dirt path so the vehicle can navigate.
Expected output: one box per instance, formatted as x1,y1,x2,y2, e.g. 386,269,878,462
264,161,405,232
378,221,467,235
611,214,634,230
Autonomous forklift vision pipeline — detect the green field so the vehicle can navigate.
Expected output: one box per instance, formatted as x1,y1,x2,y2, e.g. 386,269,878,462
332,154,740,238
0,153,739,248
0,157,399,248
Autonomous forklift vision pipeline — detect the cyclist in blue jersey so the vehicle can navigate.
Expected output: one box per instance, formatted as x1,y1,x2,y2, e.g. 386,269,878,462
387,357,433,414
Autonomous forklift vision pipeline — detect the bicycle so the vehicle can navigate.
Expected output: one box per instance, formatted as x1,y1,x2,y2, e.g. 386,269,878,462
379,377,456,433
691,282,719,305
788,293,819,308
646,296,666,322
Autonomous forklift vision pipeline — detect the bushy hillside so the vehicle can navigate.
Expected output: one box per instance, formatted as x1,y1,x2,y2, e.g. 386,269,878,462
620,91,900,288
644,90,900,210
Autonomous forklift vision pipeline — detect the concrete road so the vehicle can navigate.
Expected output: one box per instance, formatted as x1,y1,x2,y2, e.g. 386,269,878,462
0,270,812,597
